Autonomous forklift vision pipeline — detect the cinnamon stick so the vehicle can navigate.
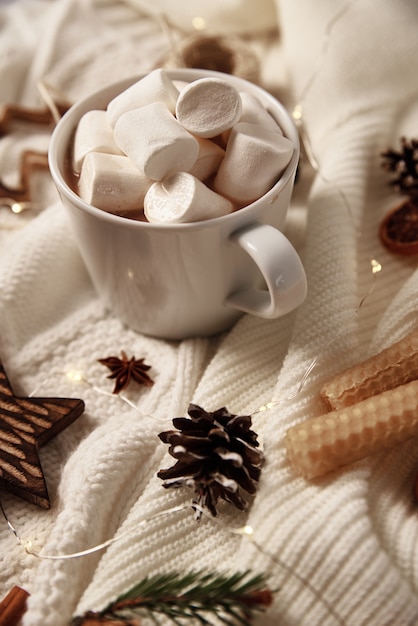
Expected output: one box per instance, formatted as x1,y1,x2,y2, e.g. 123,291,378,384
0,586,29,626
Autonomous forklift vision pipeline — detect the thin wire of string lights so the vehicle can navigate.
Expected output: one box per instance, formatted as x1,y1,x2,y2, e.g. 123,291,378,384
290,0,383,334
0,497,347,624
292,0,379,233
1,4,385,625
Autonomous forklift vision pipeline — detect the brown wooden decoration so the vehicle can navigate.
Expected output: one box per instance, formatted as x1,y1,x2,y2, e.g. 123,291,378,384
0,99,71,203
0,150,49,203
0,360,85,508
0,101,70,137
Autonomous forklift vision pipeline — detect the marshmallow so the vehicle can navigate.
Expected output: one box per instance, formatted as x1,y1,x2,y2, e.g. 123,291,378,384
106,68,179,128
114,102,199,181
214,122,293,204
188,137,225,181
175,77,242,138
144,172,233,223
238,92,283,134
78,152,152,214
72,109,123,173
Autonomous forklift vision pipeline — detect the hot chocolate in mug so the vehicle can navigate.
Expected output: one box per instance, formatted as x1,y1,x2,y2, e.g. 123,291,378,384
49,68,307,340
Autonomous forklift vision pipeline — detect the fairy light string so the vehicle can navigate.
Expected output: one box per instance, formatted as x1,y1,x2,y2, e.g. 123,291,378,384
28,368,170,424
291,0,381,260
0,497,346,625
0,4,392,626
0,335,354,621
1,500,190,561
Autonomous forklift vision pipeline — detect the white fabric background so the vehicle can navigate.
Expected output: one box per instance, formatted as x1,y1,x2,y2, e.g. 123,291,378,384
1,1,418,625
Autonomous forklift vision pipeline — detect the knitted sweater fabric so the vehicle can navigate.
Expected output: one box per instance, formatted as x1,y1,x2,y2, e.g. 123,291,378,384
1,1,418,625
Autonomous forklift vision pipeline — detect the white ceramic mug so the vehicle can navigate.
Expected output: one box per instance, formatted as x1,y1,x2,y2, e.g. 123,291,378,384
49,69,307,340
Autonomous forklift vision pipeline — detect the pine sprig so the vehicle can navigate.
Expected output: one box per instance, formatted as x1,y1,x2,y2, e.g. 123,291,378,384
72,571,273,625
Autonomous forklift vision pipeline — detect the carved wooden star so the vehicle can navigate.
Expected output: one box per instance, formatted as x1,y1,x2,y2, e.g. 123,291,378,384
0,360,85,509
0,99,70,204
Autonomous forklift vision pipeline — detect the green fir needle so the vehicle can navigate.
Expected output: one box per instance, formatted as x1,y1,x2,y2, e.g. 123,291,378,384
72,570,273,625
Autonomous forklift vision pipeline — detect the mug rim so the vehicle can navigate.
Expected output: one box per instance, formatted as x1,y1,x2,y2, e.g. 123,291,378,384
48,68,300,232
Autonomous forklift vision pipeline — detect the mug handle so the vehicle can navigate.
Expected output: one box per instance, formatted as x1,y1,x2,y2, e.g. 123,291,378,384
225,223,307,318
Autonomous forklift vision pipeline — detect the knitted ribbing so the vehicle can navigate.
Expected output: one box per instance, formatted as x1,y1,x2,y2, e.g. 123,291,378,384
1,1,418,625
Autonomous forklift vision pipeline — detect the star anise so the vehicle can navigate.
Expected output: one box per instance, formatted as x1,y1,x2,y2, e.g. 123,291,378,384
98,351,154,394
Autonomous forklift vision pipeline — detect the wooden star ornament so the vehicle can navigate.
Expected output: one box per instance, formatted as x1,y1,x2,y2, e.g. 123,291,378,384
0,98,71,204
0,359,85,509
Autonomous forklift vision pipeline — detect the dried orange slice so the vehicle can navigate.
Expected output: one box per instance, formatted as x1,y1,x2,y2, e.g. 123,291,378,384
379,199,418,255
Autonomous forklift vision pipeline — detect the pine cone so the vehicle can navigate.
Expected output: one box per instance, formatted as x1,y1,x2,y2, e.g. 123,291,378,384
381,136,418,198
157,403,264,518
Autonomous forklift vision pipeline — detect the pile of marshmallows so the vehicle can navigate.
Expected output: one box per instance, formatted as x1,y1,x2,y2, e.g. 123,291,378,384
73,69,294,224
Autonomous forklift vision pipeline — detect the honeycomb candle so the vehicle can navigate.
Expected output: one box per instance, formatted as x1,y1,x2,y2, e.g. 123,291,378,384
285,380,418,480
320,328,418,410
71,68,294,223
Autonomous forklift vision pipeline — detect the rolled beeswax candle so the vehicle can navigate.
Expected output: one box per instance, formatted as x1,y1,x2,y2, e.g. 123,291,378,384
321,328,418,410
286,379,418,480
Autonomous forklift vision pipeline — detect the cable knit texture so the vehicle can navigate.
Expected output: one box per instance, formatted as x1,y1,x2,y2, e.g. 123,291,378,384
1,1,418,625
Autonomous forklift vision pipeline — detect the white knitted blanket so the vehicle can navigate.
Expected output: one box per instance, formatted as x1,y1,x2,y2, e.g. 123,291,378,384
1,1,418,624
